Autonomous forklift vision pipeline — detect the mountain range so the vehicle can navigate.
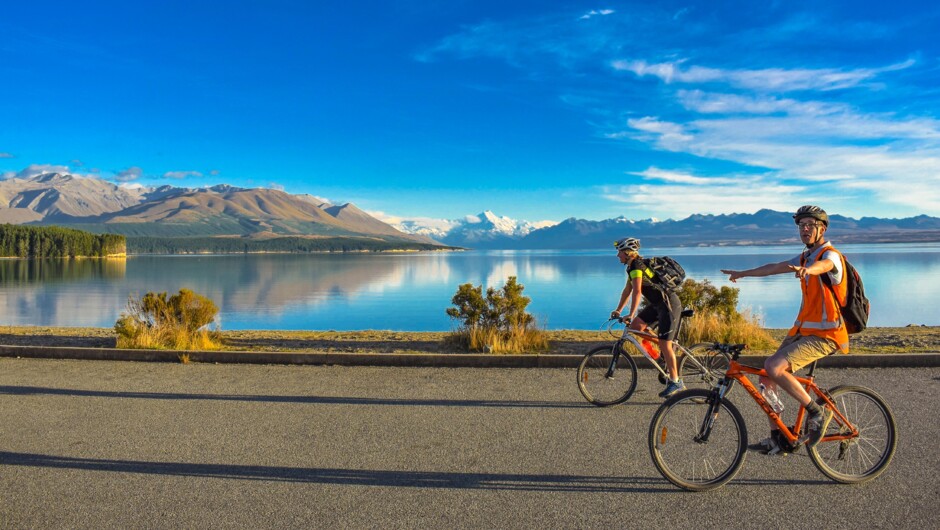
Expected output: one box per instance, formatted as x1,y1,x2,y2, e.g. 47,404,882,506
394,210,940,248
3,173,939,249
0,173,437,245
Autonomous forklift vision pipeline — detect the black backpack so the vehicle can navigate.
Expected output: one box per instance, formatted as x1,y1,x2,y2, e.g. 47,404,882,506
646,256,686,291
819,251,870,334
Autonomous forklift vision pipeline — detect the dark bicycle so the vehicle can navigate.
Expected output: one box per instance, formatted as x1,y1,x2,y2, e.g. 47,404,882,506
576,309,731,406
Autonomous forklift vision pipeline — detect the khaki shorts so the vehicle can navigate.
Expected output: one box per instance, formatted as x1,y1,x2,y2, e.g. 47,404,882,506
775,334,839,372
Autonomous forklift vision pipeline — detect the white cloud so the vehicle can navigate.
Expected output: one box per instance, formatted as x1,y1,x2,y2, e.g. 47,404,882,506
631,167,741,185
368,211,459,233
624,117,693,146
15,164,73,179
602,179,807,219
0,152,14,159
613,59,916,92
115,166,144,182
580,9,614,20
677,90,847,116
162,170,203,180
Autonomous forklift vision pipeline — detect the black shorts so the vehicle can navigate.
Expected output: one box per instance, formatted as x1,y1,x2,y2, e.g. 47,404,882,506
637,292,683,341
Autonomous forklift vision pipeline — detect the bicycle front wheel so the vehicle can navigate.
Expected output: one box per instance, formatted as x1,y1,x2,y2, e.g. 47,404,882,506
808,385,897,484
576,344,638,406
649,389,747,491
679,343,731,391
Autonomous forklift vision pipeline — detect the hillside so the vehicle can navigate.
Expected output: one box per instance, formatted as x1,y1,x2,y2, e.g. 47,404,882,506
0,174,439,247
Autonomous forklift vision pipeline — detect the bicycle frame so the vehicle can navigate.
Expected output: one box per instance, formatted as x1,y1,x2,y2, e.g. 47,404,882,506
615,326,710,380
708,359,860,447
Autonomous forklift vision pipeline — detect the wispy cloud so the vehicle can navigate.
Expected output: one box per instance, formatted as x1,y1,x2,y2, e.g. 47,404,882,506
602,173,807,219
0,152,14,159
579,9,614,20
612,59,916,92
630,167,741,186
415,10,621,68
677,90,847,116
14,164,73,179
369,211,460,233
162,170,203,180
114,166,144,182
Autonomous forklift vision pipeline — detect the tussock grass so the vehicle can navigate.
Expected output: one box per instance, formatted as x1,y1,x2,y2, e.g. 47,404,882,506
679,309,777,350
443,324,549,354
444,276,549,354
115,289,222,354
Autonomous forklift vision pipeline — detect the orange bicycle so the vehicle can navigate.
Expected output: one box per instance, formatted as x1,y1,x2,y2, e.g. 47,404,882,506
648,343,897,491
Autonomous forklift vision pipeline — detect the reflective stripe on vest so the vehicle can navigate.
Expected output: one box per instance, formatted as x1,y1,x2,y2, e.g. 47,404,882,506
793,244,845,331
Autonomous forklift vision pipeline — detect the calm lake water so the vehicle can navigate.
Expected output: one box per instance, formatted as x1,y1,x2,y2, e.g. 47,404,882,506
2,243,939,330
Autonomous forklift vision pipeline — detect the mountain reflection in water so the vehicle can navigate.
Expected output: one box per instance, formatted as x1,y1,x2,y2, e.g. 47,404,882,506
0,244,938,329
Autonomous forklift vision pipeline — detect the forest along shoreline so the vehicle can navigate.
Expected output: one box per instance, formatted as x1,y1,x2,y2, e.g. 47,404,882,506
0,325,938,355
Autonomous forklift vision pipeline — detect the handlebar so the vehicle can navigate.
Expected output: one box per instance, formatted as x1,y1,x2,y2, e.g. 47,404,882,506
713,343,748,359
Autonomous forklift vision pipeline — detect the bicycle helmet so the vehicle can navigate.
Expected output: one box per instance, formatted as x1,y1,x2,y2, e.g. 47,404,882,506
793,205,829,227
614,237,641,253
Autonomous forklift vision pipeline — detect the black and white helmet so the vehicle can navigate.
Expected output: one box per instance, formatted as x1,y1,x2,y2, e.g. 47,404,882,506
793,205,829,227
614,237,641,253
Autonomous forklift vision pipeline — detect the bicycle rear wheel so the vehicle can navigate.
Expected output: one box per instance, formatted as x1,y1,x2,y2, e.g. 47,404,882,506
576,344,638,406
649,389,747,491
808,385,897,484
678,343,731,391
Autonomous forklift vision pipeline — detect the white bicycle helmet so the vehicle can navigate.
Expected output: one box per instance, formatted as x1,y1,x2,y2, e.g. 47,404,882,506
614,237,641,253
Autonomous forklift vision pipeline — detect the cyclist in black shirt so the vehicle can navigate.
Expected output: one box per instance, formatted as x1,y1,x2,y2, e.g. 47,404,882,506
611,237,685,398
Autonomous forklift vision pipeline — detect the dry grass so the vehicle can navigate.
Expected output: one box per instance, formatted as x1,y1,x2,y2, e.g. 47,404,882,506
444,324,550,354
679,310,777,351
114,323,222,352
113,289,223,354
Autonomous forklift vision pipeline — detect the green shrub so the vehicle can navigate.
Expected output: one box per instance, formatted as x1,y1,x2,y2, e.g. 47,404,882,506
115,288,222,354
445,276,547,354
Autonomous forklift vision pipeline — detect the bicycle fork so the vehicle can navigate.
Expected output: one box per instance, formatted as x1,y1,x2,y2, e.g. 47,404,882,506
694,379,734,444
605,349,620,378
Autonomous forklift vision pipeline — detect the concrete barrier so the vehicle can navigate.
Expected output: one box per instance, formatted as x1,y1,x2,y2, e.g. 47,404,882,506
2,344,939,368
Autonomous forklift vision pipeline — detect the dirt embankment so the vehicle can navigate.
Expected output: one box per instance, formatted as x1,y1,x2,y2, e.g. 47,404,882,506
1,325,938,355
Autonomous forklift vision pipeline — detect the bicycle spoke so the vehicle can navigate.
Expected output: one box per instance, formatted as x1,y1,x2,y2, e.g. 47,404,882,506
808,386,896,484
649,390,746,491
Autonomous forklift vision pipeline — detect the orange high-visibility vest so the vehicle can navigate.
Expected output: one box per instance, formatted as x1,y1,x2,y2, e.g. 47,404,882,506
788,243,850,353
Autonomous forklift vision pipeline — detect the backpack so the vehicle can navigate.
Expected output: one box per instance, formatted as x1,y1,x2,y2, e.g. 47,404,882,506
819,250,870,334
646,256,686,291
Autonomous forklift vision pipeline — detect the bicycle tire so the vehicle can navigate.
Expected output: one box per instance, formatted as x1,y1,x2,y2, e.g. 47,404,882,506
576,343,638,406
648,389,747,491
807,385,897,484
678,343,731,391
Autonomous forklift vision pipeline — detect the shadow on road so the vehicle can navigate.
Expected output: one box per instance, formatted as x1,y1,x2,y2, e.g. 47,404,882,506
0,451,666,492
0,385,630,409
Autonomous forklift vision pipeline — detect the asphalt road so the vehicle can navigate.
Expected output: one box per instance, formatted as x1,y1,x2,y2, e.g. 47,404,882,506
1,358,937,529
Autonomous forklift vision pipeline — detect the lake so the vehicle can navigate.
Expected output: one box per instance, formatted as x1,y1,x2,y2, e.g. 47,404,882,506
1,243,938,330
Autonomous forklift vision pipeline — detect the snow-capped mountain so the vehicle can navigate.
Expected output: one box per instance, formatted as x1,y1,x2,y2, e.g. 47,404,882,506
390,210,558,248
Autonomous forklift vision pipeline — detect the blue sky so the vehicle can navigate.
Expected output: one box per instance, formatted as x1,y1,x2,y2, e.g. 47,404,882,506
2,1,939,224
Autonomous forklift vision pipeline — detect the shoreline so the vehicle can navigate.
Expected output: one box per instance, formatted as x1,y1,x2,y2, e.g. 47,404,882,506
2,325,938,356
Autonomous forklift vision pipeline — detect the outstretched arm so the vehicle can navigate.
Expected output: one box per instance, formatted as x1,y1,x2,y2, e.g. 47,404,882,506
721,260,792,283
788,257,835,280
